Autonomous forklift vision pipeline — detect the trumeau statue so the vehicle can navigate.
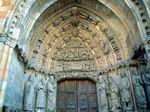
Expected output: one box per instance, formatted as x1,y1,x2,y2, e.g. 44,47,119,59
35,76,48,112
47,75,57,112
108,76,121,112
23,75,36,112
131,67,147,110
98,75,109,112
119,72,133,111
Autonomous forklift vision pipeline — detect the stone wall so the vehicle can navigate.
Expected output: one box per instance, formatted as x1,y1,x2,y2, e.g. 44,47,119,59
3,50,26,111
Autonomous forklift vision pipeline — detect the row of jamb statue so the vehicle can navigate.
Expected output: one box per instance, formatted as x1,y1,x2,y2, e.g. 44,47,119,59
23,74,57,112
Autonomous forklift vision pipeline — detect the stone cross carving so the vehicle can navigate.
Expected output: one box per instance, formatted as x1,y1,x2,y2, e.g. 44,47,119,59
47,75,57,112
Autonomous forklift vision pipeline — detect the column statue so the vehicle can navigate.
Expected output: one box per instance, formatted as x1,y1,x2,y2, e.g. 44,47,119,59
142,68,150,108
47,75,57,112
120,72,133,111
35,76,48,112
131,67,146,111
23,75,36,112
98,75,109,112
109,76,121,112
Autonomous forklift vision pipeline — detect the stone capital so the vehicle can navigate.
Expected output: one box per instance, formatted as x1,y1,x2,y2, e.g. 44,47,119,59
0,33,17,48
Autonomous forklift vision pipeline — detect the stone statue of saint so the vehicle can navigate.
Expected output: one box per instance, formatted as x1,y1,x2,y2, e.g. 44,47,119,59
35,76,48,112
142,69,150,107
131,68,146,109
23,75,35,112
47,75,57,112
98,75,109,112
120,73,132,111
109,77,121,112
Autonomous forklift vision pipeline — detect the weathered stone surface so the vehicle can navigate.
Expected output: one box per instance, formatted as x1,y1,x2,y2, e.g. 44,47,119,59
0,0,150,112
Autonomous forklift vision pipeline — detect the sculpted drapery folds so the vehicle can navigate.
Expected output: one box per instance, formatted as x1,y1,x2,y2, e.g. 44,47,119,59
23,74,57,112
47,75,57,112
141,67,150,108
98,75,109,112
108,76,121,112
119,71,133,111
131,67,147,111
23,75,37,112
35,76,48,112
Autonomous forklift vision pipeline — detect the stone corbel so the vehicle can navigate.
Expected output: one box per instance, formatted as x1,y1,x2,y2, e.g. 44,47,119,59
0,33,17,48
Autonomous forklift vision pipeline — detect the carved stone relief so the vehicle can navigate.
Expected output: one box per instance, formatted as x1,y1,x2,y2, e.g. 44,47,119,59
23,75,38,112
140,65,150,109
130,67,147,111
108,75,121,112
23,65,150,112
47,75,57,112
35,77,48,112
54,70,99,81
97,75,109,112
27,7,124,72
23,73,57,112
119,71,133,111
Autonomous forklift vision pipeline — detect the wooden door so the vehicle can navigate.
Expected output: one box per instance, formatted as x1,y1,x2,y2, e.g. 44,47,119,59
57,79,98,112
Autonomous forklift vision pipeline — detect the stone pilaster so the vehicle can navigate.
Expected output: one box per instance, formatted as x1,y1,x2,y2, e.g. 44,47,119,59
0,34,16,111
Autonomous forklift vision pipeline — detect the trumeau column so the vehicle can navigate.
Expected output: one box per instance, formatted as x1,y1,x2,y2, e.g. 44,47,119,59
0,34,16,111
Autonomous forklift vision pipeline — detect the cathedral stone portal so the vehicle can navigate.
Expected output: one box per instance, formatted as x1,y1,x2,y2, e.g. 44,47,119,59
0,0,150,112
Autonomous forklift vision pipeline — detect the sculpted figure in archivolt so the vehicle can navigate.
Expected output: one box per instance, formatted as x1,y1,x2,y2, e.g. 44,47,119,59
47,75,57,112
23,75,36,112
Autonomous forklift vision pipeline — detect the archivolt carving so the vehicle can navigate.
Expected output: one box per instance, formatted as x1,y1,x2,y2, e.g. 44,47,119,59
27,6,125,71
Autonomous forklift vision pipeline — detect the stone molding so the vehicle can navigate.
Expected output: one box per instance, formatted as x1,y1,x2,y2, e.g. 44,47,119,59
0,34,17,48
